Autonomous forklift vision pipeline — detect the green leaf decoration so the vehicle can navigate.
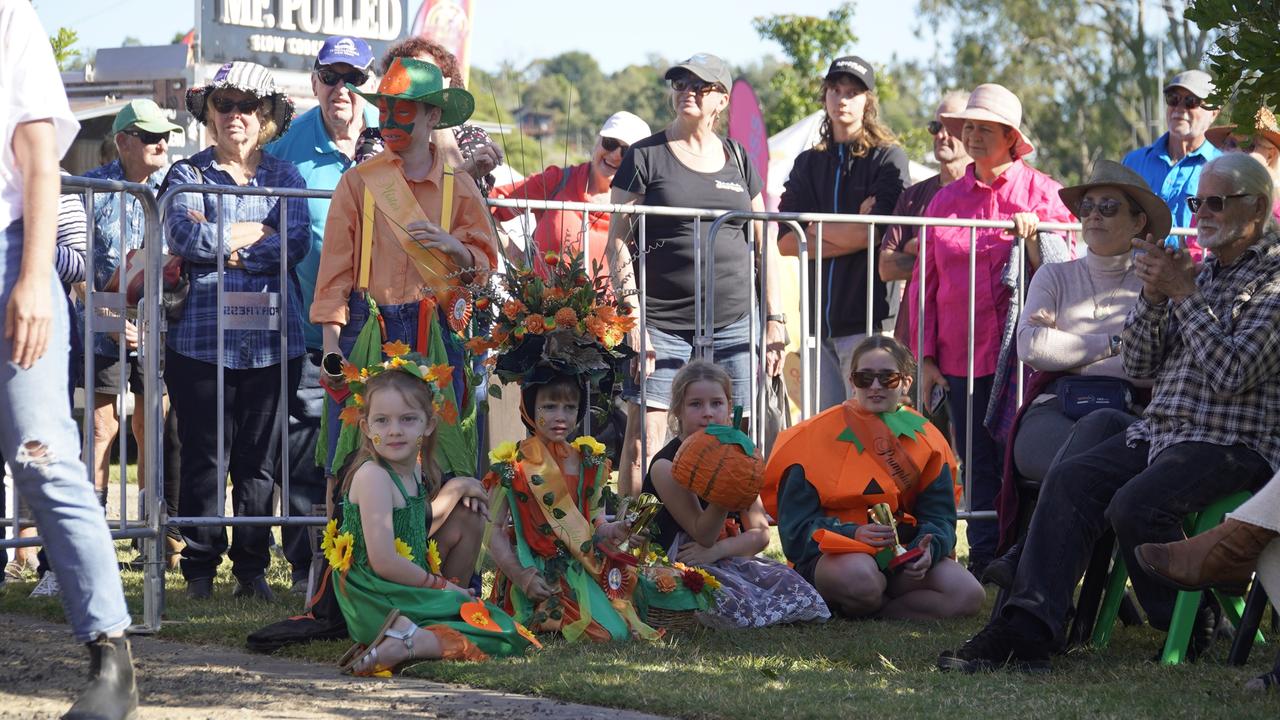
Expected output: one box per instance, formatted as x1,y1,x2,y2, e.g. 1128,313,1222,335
704,423,755,455
488,384,503,399
539,523,553,535
542,491,555,506
515,491,529,502
836,426,864,453
552,508,567,519
580,540,593,553
879,408,929,439
530,474,544,485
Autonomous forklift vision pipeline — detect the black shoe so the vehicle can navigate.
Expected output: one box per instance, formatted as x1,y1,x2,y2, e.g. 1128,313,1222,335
937,618,1052,674
186,577,213,600
982,544,1022,588
233,575,275,602
967,556,993,581
62,634,138,720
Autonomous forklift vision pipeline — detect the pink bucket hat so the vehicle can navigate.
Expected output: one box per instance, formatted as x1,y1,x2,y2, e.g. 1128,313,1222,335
940,83,1034,157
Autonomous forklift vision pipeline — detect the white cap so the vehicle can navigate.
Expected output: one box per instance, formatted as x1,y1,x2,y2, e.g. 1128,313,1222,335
1165,70,1215,100
599,111,652,146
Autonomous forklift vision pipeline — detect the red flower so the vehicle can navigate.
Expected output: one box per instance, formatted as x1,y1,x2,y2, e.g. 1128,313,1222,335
682,568,705,594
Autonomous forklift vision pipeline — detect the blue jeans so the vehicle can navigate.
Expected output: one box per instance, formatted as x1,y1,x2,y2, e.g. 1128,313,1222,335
0,219,129,641
622,312,753,411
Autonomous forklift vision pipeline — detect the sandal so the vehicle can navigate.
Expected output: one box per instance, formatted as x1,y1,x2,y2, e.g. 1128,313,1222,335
1245,670,1278,692
344,610,420,676
339,609,400,674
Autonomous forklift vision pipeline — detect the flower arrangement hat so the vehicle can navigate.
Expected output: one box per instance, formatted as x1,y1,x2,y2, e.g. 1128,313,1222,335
350,57,475,129
186,61,295,135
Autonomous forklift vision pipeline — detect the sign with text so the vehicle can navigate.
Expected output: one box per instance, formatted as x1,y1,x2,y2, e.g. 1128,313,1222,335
199,0,416,72
222,291,282,330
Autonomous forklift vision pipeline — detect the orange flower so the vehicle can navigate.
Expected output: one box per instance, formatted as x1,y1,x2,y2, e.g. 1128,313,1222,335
503,299,526,320
382,340,411,358
439,399,459,425
545,286,568,301
338,404,362,427
655,574,677,593
524,313,547,334
594,304,617,323
492,326,510,345
459,600,500,632
424,363,454,389
584,314,607,340
340,362,361,383
554,307,578,329
464,337,497,355
515,622,543,649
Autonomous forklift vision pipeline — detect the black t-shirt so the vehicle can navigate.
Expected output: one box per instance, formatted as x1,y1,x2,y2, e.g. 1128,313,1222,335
612,131,762,330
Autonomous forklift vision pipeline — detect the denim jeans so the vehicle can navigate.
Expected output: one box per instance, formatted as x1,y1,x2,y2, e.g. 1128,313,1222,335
815,333,865,411
946,373,1000,564
622,312,753,411
1004,409,1273,635
0,219,129,641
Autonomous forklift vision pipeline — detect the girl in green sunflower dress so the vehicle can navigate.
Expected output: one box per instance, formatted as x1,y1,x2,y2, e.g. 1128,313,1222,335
327,360,537,675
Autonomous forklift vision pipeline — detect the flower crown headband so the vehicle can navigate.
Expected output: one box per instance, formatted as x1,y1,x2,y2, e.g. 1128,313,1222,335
337,341,455,427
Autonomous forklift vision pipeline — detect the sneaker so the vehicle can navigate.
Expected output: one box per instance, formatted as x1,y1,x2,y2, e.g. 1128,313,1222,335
937,617,1052,673
981,544,1022,589
29,570,60,598
233,575,276,602
186,577,214,600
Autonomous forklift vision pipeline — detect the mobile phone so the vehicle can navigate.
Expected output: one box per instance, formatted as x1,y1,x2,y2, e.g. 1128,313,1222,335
928,384,948,416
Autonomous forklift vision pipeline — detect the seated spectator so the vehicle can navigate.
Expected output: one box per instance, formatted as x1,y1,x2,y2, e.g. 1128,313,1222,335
491,111,651,273
764,336,984,620
939,152,1280,673
984,161,1170,586
1205,106,1280,223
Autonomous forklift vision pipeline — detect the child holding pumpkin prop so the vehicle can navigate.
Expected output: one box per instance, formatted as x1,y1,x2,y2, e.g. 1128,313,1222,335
642,360,830,628
327,352,535,676
762,336,985,620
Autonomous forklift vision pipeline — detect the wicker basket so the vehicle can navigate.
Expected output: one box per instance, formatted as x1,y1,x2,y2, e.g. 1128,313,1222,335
645,606,701,633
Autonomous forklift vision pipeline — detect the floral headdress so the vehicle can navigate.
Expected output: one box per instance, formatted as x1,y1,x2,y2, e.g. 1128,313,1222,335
337,342,458,427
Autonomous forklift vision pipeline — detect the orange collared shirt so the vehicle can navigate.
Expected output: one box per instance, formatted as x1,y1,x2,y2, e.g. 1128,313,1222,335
310,146,498,327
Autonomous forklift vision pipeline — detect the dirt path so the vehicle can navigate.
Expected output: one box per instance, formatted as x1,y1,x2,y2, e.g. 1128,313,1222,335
0,614,667,719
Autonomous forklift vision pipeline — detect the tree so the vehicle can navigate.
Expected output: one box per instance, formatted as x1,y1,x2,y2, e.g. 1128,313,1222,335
49,26,79,71
1185,0,1280,128
751,2,857,135
121,36,142,47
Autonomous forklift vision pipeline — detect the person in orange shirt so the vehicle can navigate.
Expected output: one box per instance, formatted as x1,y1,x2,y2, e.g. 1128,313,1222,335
311,57,497,506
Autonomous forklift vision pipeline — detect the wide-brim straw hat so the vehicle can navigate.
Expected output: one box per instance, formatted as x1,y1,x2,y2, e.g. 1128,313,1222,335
1205,107,1280,151
1058,159,1172,240
350,57,474,129
186,61,295,136
941,83,1034,157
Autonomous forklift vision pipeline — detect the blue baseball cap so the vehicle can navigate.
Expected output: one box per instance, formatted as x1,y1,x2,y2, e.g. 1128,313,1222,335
315,36,374,70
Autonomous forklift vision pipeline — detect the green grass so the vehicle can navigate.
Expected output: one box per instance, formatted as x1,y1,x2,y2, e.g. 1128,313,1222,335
2,537,1277,719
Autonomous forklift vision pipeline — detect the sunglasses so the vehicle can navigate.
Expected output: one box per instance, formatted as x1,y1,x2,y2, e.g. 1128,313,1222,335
850,370,904,389
1164,92,1205,110
123,129,168,145
1077,198,1129,218
316,67,370,88
209,96,263,115
1186,193,1253,214
670,78,724,96
600,137,629,154
927,120,945,135
1225,136,1260,153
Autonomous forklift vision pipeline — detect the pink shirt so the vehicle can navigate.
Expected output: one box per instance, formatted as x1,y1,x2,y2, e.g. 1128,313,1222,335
920,160,1075,377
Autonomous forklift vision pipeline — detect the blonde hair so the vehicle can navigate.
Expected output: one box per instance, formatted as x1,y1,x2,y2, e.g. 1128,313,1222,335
339,371,442,499
668,359,734,435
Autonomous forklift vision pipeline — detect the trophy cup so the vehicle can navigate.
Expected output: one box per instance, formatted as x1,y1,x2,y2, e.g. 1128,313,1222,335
598,493,664,567
868,502,923,572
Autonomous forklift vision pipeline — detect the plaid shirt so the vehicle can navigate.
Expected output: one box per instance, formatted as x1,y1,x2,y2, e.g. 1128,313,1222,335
1122,229,1280,469
162,147,309,369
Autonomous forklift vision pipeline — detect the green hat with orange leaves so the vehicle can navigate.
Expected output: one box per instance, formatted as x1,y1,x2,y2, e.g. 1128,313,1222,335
349,57,474,129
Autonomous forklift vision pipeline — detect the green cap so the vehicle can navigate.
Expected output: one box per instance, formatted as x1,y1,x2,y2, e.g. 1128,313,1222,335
111,99,183,135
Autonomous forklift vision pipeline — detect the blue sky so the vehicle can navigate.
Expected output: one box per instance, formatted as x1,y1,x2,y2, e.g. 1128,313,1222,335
35,0,941,74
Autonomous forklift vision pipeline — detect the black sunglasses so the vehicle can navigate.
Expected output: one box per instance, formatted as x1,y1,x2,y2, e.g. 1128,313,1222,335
316,67,370,88
600,137,629,154
1187,193,1253,213
1164,92,1205,110
927,120,945,135
1077,198,1128,218
123,129,168,145
210,96,263,114
670,77,724,96
851,370,904,389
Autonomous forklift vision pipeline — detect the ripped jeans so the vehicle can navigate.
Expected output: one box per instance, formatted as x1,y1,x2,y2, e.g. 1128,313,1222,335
0,219,130,641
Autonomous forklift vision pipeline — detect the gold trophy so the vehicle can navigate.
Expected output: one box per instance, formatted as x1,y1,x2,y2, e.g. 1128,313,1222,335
616,493,663,554
869,502,923,572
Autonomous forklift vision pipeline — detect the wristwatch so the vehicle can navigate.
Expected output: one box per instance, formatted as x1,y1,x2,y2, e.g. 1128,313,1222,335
766,313,787,323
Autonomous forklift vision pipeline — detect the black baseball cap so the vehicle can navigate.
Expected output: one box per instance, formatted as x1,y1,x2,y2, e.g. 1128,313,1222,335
665,53,733,92
825,55,875,91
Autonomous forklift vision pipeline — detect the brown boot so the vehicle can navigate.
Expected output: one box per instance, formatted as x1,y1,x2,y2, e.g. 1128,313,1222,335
1135,518,1278,595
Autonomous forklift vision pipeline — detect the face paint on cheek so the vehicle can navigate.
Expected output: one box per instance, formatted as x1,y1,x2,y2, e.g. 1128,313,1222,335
379,98,418,152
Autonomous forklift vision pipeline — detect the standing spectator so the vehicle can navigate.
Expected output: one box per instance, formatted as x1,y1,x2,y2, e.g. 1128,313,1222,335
607,53,786,497
0,1,138,716
882,91,971,350
939,152,1280,673
1205,106,1280,223
164,61,310,601
491,111,652,272
917,84,1074,575
778,55,910,409
1123,70,1221,252
82,100,184,571
266,35,377,594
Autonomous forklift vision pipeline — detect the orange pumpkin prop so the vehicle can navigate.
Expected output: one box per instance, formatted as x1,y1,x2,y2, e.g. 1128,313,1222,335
671,423,764,511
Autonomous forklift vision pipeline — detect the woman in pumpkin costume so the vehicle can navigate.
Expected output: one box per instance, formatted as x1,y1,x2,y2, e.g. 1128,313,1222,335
327,354,535,676
643,360,830,628
763,336,985,619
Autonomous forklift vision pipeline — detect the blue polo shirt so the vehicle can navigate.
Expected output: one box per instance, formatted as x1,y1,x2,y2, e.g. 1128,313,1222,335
1122,132,1221,230
265,104,378,351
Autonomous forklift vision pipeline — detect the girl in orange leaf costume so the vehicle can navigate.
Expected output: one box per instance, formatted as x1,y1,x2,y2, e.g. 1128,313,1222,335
762,336,985,619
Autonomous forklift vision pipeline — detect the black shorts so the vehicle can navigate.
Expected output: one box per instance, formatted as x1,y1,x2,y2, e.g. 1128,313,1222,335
794,553,820,586
92,354,155,396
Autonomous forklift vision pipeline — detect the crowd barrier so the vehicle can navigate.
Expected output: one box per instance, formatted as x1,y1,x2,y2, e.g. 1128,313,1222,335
0,179,1195,633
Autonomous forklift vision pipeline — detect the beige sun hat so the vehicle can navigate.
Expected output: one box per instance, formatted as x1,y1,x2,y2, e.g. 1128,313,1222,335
1205,107,1280,151
940,83,1034,157
1058,159,1172,240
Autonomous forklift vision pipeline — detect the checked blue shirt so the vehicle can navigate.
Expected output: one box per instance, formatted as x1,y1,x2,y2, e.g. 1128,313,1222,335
161,147,310,369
